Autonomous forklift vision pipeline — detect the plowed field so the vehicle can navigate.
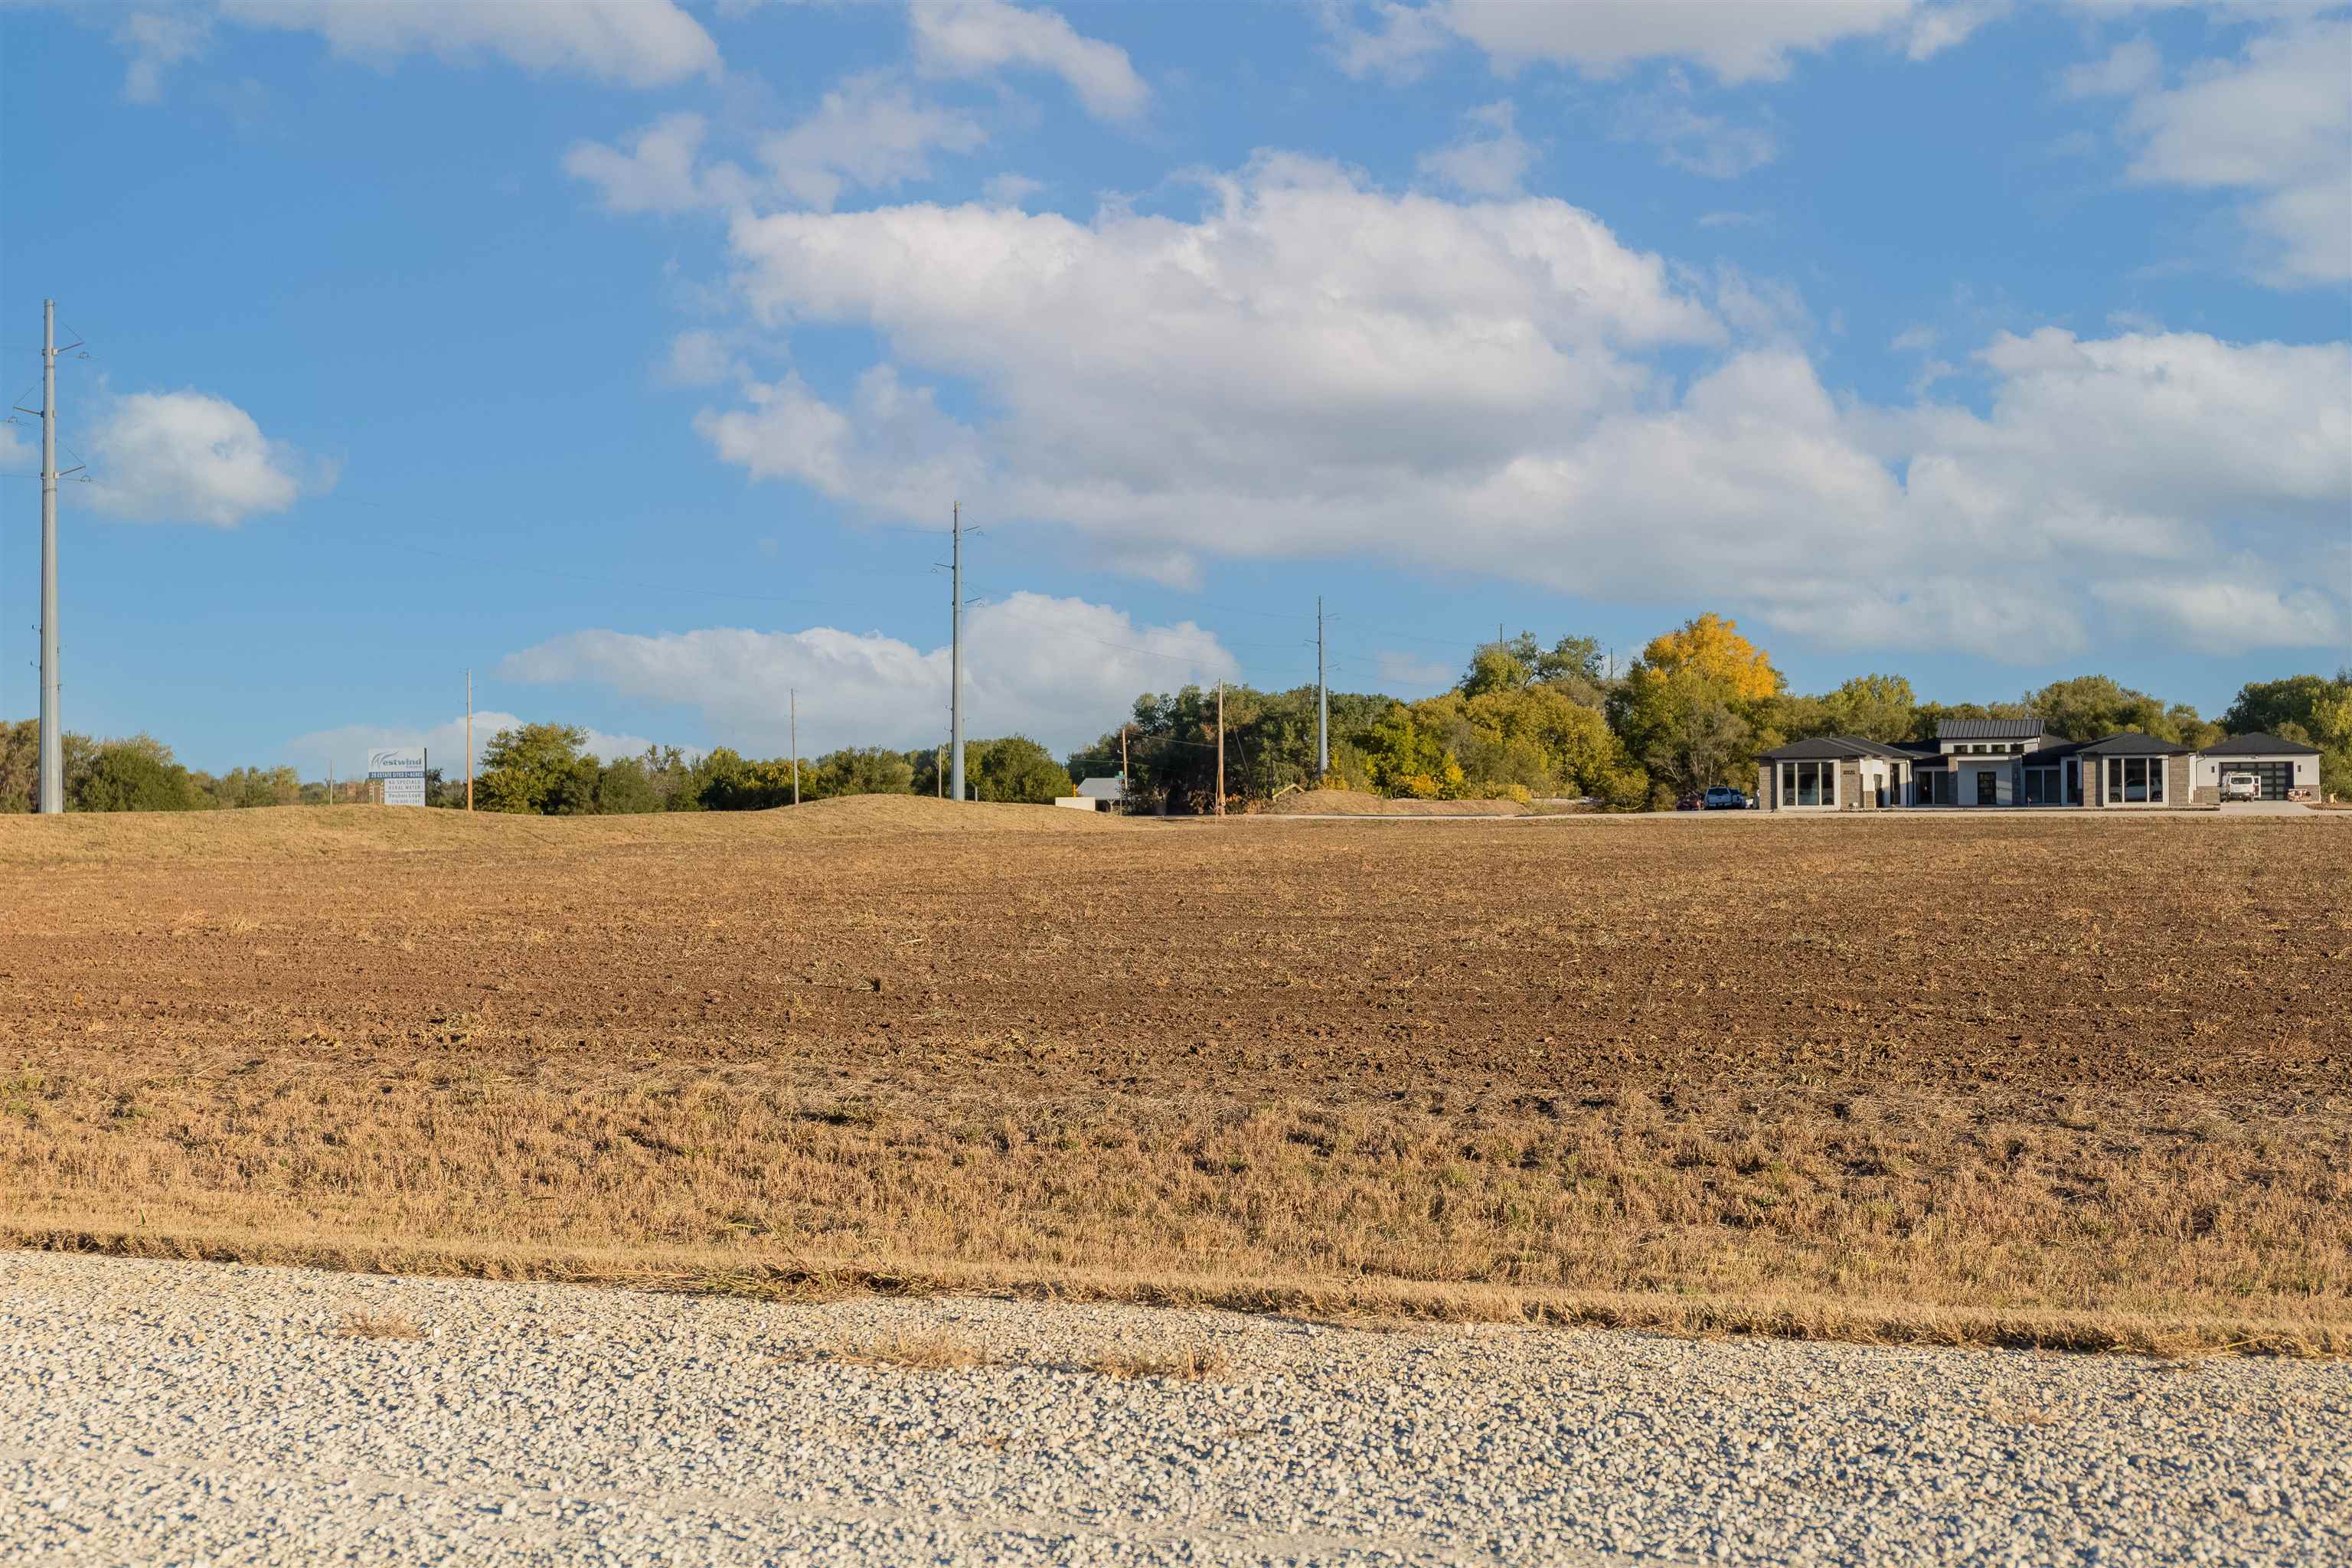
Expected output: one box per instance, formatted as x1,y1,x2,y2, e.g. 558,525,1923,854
2,799,2344,1353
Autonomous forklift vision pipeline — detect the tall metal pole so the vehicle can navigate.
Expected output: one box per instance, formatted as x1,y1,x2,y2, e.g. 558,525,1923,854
1215,678,1226,818
465,668,475,810
789,687,799,805
949,501,965,802
1316,596,1328,781
37,301,61,814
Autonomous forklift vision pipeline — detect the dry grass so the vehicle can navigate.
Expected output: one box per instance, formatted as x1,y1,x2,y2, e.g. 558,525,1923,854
0,802,2344,1357
333,1308,424,1341
1268,789,1526,815
1088,1345,1233,1381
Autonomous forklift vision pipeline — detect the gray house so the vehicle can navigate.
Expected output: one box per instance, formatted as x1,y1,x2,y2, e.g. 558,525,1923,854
2191,733,2322,802
1759,724,2202,811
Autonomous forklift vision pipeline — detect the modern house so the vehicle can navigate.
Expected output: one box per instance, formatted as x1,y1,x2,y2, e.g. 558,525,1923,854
1753,735,1916,811
2191,733,2323,802
1906,718,2045,806
1759,720,2210,810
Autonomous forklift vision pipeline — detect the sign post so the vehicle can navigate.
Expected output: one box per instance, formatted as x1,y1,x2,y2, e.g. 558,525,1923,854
367,746,427,808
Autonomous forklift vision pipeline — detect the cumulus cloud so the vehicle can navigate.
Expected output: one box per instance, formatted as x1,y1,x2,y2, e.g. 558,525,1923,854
564,112,724,215
215,0,720,88
1327,0,1966,85
2096,17,2351,285
670,155,2348,658
567,74,986,217
283,711,658,778
910,0,1148,119
1416,100,1534,196
81,390,325,526
498,593,1237,753
756,70,988,210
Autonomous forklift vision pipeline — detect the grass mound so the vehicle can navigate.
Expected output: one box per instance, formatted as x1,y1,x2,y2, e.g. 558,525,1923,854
0,794,1122,867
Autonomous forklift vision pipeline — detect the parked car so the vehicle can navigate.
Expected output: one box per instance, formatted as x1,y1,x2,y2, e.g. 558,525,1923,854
1703,786,1753,810
2220,772,2261,802
1675,792,1704,812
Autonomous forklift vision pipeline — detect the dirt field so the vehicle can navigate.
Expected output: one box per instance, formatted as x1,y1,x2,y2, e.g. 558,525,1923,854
1,799,2344,1354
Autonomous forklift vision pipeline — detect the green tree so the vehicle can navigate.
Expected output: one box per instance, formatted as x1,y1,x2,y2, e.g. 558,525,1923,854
476,724,596,815
967,736,1069,803
593,756,662,814
74,739,199,812
809,746,915,799
2029,675,2180,742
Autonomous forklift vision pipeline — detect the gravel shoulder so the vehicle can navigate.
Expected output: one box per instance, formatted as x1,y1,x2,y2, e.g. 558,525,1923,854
3,1254,2347,1566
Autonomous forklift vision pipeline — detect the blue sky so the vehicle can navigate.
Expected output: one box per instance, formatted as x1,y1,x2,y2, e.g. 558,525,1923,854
2,0,2347,773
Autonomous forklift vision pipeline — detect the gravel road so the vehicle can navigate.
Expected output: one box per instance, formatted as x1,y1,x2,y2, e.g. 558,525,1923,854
2,1254,2344,1566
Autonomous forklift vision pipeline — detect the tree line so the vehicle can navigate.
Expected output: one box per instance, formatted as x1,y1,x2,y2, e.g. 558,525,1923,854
1070,614,2352,812
3,614,2344,813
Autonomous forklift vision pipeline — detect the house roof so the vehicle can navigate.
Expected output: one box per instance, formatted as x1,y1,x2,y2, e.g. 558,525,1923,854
1936,718,2044,740
1759,734,1914,762
2203,730,2321,756
1073,776,1127,799
2073,730,2196,757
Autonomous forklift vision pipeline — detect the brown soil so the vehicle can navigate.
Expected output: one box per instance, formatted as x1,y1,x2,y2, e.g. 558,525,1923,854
2,799,2345,1354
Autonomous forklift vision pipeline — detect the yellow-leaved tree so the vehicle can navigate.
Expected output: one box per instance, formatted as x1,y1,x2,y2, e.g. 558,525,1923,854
1638,612,1784,703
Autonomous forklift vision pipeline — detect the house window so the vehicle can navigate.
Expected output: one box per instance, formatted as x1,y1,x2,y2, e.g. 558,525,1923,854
2150,759,2164,802
2110,756,2155,803
2023,766,2060,805
1782,760,1835,805
2066,760,2081,805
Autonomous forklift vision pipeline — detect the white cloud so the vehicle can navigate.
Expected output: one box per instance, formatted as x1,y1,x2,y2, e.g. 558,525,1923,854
567,75,986,217
564,112,724,215
1615,82,1779,178
81,390,325,526
1319,0,1454,80
668,154,2349,658
1416,100,1534,197
2102,18,2352,284
2061,34,2161,98
910,0,1148,119
216,0,720,88
283,711,658,778
662,329,743,387
982,172,1044,207
114,8,212,103
756,70,988,210
1435,0,1941,83
2092,570,2347,649
498,593,1237,753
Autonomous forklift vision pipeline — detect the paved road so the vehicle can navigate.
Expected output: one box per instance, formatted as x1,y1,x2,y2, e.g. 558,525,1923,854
3,1253,2346,1566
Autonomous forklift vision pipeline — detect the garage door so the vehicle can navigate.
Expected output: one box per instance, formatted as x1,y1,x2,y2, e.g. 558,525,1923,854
2224,761,2295,798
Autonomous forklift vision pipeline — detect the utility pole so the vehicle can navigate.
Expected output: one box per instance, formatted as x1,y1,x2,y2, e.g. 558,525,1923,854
465,669,475,810
789,687,799,806
1215,678,1226,818
949,501,965,802
1316,596,1328,781
1119,726,1129,795
35,302,66,813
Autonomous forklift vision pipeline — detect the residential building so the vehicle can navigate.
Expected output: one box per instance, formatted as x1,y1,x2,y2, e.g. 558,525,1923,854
1758,724,2203,810
2192,733,2323,803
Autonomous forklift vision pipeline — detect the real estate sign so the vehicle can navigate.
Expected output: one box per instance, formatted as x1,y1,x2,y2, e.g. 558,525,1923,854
367,746,427,808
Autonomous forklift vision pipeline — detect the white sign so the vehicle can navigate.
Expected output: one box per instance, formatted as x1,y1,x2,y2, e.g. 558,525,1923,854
366,747,428,808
